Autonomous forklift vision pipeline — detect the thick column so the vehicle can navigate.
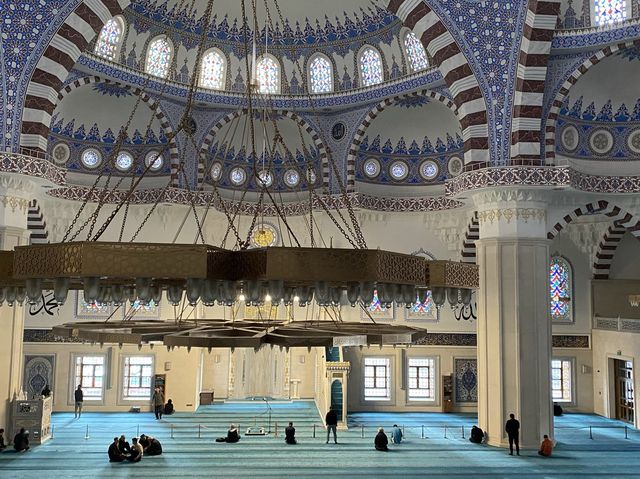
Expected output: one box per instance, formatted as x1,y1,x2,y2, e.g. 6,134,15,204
0,177,33,429
475,191,553,448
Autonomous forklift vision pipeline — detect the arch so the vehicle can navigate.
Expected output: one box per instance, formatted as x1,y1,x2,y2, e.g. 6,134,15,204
307,53,334,94
20,0,132,152
357,45,384,87
55,76,180,185
460,211,479,264
547,199,640,240
27,199,49,245
94,15,126,62
346,89,458,192
256,54,281,94
145,35,173,79
330,379,344,419
387,0,489,166
199,47,227,90
593,225,627,279
510,0,560,162
401,28,429,73
550,255,573,322
198,109,329,192
544,40,640,162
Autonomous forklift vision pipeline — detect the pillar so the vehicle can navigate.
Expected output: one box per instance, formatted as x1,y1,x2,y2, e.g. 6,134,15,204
0,176,33,430
474,190,553,448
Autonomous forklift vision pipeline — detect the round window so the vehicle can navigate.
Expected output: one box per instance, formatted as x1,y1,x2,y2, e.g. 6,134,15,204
389,161,409,181
81,149,102,169
284,169,300,188
115,151,134,171
230,167,246,186
419,160,439,180
363,158,381,178
145,151,164,171
210,162,222,181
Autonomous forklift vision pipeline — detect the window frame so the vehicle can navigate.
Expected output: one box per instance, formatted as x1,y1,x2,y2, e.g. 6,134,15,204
551,357,575,405
407,357,437,403
199,47,227,90
94,15,126,62
363,356,392,402
549,255,574,323
70,353,107,405
145,35,173,79
120,354,155,402
307,53,334,94
256,54,281,95
357,45,384,87
402,29,429,73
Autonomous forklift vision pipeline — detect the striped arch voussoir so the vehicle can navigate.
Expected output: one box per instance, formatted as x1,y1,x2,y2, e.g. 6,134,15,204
387,0,489,166
27,199,49,245
53,76,180,186
460,211,479,264
197,109,329,192
545,39,640,162
346,90,458,193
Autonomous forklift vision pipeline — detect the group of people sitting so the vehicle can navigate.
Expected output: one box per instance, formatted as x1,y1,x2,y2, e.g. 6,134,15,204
374,425,404,451
108,434,162,463
0,427,30,452
468,425,554,457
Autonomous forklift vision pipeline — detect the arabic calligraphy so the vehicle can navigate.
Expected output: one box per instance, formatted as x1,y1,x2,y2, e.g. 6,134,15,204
454,291,477,321
28,291,59,316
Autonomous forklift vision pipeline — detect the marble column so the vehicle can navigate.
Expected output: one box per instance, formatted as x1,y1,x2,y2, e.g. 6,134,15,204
0,177,33,429
474,190,553,448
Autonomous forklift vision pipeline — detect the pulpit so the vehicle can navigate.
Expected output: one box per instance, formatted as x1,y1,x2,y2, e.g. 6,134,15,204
11,396,52,444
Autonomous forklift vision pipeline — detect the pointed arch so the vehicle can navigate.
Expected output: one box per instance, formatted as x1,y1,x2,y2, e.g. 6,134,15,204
145,36,173,79
199,47,227,90
460,211,479,264
94,15,126,62
593,225,627,279
547,200,640,240
387,0,489,166
27,199,49,245
256,54,281,94
307,53,334,94
357,45,384,87
550,255,573,322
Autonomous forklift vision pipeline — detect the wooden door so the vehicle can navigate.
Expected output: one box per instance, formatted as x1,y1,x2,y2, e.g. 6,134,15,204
614,359,634,424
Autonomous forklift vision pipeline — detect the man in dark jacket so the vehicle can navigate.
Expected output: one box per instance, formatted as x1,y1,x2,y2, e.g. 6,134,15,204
74,385,83,418
505,413,520,455
374,428,388,451
470,425,484,444
118,434,131,454
13,428,29,452
108,437,126,462
139,434,163,455
325,407,338,444
285,422,297,444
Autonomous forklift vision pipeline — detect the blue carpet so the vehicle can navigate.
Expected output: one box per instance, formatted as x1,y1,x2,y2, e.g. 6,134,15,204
1,402,639,478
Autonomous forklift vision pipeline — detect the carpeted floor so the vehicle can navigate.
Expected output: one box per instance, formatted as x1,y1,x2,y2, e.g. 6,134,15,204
1,401,639,478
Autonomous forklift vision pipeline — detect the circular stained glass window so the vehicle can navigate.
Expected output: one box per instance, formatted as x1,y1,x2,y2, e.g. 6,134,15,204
363,158,380,178
257,170,273,188
115,151,134,171
306,168,317,185
145,151,164,171
210,162,222,181
389,160,409,181
419,160,439,180
284,169,300,188
230,167,246,186
52,143,70,165
81,149,102,169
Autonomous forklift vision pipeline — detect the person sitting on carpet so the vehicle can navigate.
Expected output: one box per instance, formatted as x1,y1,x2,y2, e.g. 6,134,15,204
108,437,126,462
285,422,297,445
118,434,131,454
470,425,484,444
391,425,403,444
164,399,174,415
139,434,163,455
128,437,143,462
0,428,6,450
216,424,240,443
13,428,29,452
374,428,389,451
538,435,554,457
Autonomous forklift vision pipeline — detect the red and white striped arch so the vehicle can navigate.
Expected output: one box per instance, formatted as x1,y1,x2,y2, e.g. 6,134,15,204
460,211,479,264
386,0,489,166
547,200,640,240
510,0,560,162
592,225,628,280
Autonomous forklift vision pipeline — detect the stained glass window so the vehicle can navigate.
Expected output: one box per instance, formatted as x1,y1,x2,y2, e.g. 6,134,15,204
257,56,280,94
95,18,123,61
411,291,435,316
594,0,627,25
309,55,333,93
359,47,383,87
146,37,172,78
404,31,429,72
368,289,386,313
551,359,572,402
200,49,225,90
550,256,572,321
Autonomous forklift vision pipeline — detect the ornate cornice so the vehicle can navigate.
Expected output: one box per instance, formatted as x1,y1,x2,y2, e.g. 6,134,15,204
0,152,67,186
552,19,640,50
478,208,546,225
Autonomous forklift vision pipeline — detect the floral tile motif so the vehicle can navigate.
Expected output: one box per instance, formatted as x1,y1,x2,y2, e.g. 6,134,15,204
454,358,477,404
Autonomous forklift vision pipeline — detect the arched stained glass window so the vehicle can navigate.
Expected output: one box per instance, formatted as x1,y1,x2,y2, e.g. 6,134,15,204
404,31,429,72
200,49,226,90
309,55,333,93
550,256,573,321
95,17,124,61
257,56,280,94
368,289,386,313
594,0,627,26
411,291,435,317
146,37,172,78
359,47,383,87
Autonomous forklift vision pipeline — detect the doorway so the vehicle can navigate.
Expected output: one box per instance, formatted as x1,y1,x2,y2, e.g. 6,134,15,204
613,359,634,424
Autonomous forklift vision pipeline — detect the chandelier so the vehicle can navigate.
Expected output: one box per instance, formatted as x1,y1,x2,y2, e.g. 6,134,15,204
2,0,480,348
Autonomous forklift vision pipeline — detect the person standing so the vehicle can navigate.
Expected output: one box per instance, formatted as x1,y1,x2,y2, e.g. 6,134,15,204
325,406,338,444
505,413,520,456
74,385,83,418
152,387,165,420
